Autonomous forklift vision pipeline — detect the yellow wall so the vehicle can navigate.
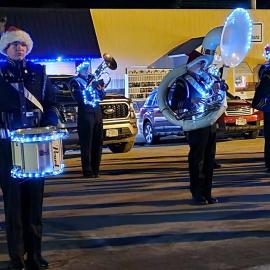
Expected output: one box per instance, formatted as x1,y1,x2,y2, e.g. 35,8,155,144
247,10,270,70
91,9,228,74
90,9,270,93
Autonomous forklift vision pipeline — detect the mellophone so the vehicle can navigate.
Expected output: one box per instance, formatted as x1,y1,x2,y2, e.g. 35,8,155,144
10,126,68,179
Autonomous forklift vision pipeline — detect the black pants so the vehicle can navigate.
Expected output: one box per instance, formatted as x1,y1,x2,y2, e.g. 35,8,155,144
0,139,44,267
77,106,103,175
264,112,270,168
187,125,216,199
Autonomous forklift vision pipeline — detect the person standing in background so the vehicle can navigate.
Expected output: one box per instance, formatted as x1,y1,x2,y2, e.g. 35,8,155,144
252,45,270,173
69,62,106,178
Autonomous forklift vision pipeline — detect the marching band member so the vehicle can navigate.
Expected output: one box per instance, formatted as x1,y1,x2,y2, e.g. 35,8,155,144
0,26,58,270
69,62,106,178
158,8,252,205
168,26,228,205
252,45,270,173
172,57,227,205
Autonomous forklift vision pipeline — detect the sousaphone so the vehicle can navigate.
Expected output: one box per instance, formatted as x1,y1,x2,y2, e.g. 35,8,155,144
157,8,253,131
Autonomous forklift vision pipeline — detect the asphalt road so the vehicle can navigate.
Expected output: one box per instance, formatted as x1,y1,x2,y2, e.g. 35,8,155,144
0,137,270,270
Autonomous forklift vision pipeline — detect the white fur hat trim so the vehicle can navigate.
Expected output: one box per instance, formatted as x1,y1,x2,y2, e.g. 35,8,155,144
0,27,33,56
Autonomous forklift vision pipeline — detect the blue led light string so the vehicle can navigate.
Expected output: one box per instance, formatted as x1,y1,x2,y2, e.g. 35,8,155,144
207,65,220,77
263,45,270,60
30,56,95,63
0,56,95,63
10,129,68,179
82,85,101,107
10,129,68,143
11,164,65,179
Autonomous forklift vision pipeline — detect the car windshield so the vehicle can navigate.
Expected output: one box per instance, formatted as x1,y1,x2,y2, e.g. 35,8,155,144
144,89,157,107
49,75,75,103
133,100,145,112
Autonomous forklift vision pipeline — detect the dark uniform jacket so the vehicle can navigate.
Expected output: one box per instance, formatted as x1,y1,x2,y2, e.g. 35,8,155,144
0,58,59,268
252,64,270,112
0,58,58,132
69,74,106,113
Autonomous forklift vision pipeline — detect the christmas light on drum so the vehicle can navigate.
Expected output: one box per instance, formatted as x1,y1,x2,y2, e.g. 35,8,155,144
10,126,68,179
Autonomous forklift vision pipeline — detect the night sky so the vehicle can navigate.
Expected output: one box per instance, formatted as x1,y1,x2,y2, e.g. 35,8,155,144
0,0,269,9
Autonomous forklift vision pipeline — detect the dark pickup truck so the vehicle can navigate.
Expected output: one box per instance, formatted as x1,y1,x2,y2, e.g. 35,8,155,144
50,75,138,153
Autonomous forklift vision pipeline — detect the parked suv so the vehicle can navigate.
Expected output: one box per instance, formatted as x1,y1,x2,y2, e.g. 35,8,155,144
138,88,183,144
139,88,263,144
50,75,138,153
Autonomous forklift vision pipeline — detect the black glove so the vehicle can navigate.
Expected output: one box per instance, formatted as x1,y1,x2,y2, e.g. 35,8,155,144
92,79,105,89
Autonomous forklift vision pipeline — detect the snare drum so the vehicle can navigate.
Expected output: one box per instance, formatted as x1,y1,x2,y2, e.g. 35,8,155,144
10,126,68,179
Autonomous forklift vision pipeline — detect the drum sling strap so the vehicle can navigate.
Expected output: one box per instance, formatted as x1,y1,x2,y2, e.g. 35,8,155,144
11,83,44,113
10,83,44,127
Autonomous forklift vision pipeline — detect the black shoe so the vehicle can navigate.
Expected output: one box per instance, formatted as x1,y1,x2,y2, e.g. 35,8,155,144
7,261,25,270
214,162,222,169
84,173,99,178
83,171,93,178
25,256,48,270
38,257,49,269
25,260,40,270
206,197,219,204
191,196,207,205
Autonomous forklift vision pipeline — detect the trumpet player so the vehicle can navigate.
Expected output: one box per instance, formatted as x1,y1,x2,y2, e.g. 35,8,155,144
69,61,106,178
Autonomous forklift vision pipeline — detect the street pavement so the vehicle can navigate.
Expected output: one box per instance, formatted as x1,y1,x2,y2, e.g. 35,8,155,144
0,137,270,269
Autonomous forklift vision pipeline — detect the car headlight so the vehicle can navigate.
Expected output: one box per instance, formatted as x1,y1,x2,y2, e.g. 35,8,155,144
130,111,136,119
129,102,134,111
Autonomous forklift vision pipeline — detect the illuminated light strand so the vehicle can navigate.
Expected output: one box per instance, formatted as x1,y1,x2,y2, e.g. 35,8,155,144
207,65,220,77
11,164,65,179
10,129,68,143
192,74,223,114
0,56,96,63
203,79,214,91
82,85,101,107
263,44,270,60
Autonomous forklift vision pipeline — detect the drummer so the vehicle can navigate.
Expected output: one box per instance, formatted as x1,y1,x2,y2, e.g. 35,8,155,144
0,27,58,270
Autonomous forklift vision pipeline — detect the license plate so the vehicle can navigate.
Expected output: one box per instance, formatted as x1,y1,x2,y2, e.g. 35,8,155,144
106,129,118,137
236,118,247,126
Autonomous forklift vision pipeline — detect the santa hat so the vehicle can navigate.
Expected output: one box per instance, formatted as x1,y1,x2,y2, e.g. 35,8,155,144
0,26,33,56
